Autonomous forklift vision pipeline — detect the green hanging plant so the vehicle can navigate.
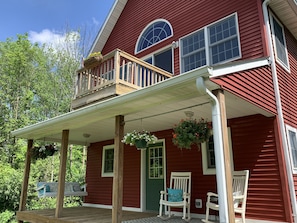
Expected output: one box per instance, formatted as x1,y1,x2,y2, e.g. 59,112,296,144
122,130,158,149
172,118,211,149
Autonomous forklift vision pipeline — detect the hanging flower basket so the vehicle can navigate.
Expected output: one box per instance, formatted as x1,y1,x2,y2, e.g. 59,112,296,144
122,130,158,150
31,144,58,161
172,118,211,149
134,139,148,150
83,52,103,68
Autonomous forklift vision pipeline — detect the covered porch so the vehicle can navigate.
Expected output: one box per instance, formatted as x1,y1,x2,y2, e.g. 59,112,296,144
12,59,274,223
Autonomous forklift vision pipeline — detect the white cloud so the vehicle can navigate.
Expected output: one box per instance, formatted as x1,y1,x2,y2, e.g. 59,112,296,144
28,29,81,58
29,29,64,45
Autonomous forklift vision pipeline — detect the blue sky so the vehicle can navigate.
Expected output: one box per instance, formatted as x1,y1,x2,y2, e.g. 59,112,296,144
0,0,114,48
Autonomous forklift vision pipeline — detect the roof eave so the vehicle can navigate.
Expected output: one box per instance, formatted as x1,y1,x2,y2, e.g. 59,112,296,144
90,0,128,54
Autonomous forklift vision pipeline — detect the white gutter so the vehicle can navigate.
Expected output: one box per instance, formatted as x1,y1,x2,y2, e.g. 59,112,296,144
196,76,229,223
262,1,297,222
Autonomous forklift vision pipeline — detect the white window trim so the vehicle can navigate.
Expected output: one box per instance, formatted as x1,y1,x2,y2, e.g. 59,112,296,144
201,127,234,175
286,125,297,174
101,144,114,177
179,12,242,73
135,19,173,54
269,13,290,72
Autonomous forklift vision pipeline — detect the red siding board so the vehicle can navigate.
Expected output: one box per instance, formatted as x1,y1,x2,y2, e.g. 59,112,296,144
103,0,265,67
85,141,141,207
277,28,297,127
229,115,287,221
85,115,289,222
212,66,277,115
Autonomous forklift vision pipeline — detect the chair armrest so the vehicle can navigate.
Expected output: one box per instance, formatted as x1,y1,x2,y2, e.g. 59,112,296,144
81,184,87,192
183,192,191,198
159,190,167,200
233,194,244,200
207,192,218,197
36,184,46,191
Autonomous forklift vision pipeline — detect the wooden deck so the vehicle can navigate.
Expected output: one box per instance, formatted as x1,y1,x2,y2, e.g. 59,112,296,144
17,207,157,223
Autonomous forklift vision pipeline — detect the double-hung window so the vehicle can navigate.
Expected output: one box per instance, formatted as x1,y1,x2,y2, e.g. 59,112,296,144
180,13,241,72
286,126,297,173
101,145,114,177
201,128,233,175
270,15,290,71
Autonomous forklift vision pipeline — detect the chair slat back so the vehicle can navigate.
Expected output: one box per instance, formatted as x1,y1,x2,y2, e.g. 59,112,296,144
232,170,249,207
170,172,191,194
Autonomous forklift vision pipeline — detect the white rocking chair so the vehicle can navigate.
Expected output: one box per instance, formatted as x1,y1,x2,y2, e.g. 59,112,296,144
203,170,249,223
158,172,191,221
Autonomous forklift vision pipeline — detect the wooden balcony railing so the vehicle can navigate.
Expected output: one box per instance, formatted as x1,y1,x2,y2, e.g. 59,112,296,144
74,49,173,102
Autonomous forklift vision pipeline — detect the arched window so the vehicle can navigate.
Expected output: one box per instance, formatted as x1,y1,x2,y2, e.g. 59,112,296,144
135,19,173,53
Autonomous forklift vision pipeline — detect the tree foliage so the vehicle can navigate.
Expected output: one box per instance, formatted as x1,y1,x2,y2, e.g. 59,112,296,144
0,32,87,222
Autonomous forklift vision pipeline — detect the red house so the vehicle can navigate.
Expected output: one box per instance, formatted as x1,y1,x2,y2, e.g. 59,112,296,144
13,0,297,222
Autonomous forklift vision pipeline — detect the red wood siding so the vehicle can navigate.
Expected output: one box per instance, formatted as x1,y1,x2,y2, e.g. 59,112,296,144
149,129,216,214
277,28,297,128
85,140,141,208
274,25,297,208
85,115,289,222
211,66,277,115
102,0,265,74
229,115,288,222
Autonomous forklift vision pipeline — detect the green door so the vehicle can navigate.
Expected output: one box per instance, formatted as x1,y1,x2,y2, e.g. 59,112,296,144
146,142,165,211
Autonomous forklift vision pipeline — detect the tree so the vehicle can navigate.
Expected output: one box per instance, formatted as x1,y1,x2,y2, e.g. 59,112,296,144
0,29,88,221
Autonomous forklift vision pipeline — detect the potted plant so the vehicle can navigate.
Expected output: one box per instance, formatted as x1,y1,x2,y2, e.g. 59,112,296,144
122,130,158,149
83,51,103,68
172,118,211,149
31,144,58,161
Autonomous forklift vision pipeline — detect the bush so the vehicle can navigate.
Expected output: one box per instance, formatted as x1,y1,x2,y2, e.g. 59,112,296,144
0,210,16,223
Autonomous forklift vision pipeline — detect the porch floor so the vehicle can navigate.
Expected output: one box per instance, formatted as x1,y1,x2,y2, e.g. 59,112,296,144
17,207,157,223
17,207,276,223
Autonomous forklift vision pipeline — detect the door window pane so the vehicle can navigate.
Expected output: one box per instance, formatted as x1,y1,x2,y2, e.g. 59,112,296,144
149,145,164,179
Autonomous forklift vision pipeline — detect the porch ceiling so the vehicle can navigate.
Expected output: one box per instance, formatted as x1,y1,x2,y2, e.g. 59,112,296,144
270,0,297,40
12,67,273,145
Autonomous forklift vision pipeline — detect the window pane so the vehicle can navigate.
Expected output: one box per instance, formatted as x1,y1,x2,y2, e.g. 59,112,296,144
207,135,215,168
104,149,114,173
289,130,297,168
154,49,172,73
181,30,206,72
273,17,288,67
209,15,240,65
137,20,172,52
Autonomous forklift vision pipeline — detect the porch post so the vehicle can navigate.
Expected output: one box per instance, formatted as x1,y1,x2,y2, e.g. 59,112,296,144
55,129,69,218
18,139,33,222
112,115,125,223
114,50,120,84
213,89,235,223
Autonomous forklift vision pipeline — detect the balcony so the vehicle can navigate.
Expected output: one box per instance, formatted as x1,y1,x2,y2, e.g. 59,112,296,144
72,49,173,109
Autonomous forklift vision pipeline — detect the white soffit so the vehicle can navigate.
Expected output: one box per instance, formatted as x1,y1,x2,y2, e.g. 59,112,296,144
269,0,297,40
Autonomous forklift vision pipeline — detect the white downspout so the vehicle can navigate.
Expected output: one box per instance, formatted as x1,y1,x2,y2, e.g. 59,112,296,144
196,77,229,223
262,1,297,222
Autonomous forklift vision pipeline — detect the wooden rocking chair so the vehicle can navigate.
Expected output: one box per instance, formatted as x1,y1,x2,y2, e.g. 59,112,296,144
202,170,249,223
158,172,191,221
